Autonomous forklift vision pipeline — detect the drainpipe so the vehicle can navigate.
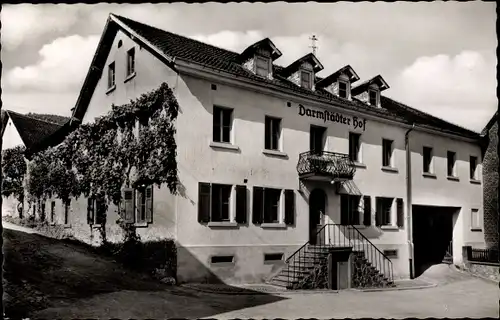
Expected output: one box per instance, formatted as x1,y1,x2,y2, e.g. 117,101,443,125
405,123,415,279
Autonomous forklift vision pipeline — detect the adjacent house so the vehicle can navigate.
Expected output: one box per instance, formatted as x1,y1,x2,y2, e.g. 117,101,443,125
33,13,485,285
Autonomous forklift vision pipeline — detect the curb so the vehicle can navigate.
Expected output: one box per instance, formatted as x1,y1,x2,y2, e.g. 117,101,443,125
180,284,340,295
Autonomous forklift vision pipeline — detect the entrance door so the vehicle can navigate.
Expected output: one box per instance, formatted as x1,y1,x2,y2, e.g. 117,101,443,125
309,189,327,245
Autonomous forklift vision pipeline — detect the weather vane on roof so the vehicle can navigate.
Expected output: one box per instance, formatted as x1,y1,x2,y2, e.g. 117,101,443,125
309,35,318,56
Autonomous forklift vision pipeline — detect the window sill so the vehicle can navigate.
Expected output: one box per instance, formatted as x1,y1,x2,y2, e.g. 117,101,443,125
134,222,148,228
471,228,482,232
380,225,399,231
210,142,240,151
106,85,116,95
63,224,72,229
422,172,437,179
261,223,287,229
353,162,367,169
381,166,398,173
262,149,288,158
470,179,481,185
124,72,136,83
447,176,460,182
208,221,238,228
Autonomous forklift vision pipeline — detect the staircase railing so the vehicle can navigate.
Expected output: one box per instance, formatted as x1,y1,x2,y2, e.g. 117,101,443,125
283,223,394,288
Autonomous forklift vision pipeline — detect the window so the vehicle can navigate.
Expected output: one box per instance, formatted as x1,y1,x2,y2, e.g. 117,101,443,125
213,106,233,143
349,132,361,162
87,195,107,225
447,151,456,177
338,81,349,99
127,48,135,76
64,201,70,225
211,255,234,264
383,249,398,258
340,194,361,225
264,253,284,262
301,71,312,89
198,183,247,224
252,187,295,225
256,56,269,77
382,139,393,167
108,62,115,88
471,209,481,231
423,147,433,174
265,116,281,150
121,186,154,225
369,90,378,106
310,125,326,155
376,197,393,226
50,201,56,222
470,156,478,180
41,202,46,221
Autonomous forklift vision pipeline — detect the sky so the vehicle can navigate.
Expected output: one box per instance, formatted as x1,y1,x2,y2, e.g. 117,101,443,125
1,2,497,132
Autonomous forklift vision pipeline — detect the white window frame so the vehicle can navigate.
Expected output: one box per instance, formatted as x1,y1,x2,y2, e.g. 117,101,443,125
447,151,457,177
470,208,481,231
213,106,234,144
377,197,395,227
108,62,116,88
470,156,479,180
338,80,350,99
301,71,313,89
255,56,270,77
423,146,434,174
264,116,282,151
126,47,136,76
382,138,394,168
368,89,379,106
349,132,362,163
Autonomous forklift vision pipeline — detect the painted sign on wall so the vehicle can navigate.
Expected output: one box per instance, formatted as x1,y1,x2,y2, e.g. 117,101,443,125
298,104,367,131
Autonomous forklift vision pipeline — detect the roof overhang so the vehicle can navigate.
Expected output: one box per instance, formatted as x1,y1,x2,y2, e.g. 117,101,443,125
351,75,390,96
280,53,324,77
315,65,360,88
238,38,282,62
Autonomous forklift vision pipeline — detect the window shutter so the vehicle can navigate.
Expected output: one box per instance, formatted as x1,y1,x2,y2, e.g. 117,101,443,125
122,188,135,224
145,185,154,224
87,197,94,225
396,198,404,228
340,194,349,225
363,196,371,226
284,189,295,225
375,197,382,226
235,185,247,224
198,183,211,223
252,187,264,224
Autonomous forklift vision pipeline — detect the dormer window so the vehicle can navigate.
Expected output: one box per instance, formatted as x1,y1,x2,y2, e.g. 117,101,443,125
369,89,379,106
338,80,349,99
256,56,270,77
301,71,312,89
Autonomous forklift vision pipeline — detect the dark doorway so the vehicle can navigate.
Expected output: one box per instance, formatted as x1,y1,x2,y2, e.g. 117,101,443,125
309,189,327,245
412,205,456,277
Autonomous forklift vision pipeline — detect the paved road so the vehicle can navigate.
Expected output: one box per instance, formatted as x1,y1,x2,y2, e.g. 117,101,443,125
4,222,498,319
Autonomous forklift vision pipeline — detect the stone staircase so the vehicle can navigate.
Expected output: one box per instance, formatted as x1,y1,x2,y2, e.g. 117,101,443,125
269,245,395,290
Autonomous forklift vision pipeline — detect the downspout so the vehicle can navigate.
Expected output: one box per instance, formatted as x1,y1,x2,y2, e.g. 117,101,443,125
405,123,415,279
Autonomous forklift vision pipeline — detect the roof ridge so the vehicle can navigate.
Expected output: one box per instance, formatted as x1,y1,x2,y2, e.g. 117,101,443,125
381,96,479,134
6,110,66,127
112,14,242,57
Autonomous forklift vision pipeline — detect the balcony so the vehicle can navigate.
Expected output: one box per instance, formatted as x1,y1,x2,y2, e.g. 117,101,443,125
297,151,356,181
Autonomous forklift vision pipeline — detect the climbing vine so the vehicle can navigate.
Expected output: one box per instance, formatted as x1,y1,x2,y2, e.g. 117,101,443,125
26,82,179,242
2,146,27,217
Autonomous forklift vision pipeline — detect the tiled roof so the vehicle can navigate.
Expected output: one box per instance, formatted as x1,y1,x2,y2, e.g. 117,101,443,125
3,110,66,150
85,15,481,140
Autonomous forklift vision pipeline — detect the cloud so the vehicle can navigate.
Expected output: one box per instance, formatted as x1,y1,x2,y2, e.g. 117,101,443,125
190,30,264,53
1,4,80,50
391,51,497,131
4,35,99,92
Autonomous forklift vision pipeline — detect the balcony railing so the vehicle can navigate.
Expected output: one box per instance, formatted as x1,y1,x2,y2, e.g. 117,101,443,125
297,151,356,180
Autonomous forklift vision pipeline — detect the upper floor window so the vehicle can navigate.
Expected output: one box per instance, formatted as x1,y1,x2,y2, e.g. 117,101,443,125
368,89,379,106
338,80,349,99
265,116,281,151
349,132,361,163
127,48,135,76
423,147,433,174
108,62,115,88
301,71,312,89
310,125,326,155
255,56,269,77
470,156,478,180
447,151,457,177
213,106,233,143
382,139,393,167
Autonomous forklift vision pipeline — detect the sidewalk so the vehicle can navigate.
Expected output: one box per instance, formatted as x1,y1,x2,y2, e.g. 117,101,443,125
2,221,42,235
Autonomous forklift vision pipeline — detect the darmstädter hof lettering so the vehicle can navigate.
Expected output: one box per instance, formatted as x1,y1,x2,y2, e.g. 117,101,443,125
298,104,367,131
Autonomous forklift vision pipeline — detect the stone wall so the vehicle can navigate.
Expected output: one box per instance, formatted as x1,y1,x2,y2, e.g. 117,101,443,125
482,120,498,249
460,262,500,283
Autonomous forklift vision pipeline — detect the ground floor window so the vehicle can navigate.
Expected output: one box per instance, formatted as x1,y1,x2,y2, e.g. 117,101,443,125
87,194,107,225
64,200,70,225
252,187,295,225
50,201,55,222
340,194,361,225
198,182,248,224
121,185,154,225
376,197,393,226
